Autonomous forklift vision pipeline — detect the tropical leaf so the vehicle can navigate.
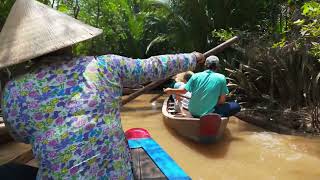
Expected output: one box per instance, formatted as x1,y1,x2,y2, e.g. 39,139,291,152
145,35,170,54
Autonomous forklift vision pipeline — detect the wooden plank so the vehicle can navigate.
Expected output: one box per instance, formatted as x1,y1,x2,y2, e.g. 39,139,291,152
25,159,38,168
0,124,14,144
130,148,166,180
0,142,33,165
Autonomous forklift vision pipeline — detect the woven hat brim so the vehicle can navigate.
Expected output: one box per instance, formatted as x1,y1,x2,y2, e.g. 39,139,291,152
0,0,103,69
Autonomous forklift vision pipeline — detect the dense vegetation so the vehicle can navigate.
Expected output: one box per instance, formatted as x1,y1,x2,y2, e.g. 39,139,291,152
0,0,319,133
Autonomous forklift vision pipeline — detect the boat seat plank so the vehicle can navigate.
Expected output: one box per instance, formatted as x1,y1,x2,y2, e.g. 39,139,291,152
25,159,38,168
131,148,166,180
0,124,14,144
0,142,33,165
128,138,190,179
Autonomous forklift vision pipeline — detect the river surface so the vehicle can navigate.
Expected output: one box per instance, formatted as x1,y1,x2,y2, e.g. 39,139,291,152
121,94,320,180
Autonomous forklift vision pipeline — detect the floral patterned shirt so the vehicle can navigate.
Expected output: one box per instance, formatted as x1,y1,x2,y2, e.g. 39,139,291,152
1,54,196,179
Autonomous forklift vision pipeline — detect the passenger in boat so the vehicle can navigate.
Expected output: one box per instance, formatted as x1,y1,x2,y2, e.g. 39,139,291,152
173,71,193,115
164,55,240,118
0,0,205,179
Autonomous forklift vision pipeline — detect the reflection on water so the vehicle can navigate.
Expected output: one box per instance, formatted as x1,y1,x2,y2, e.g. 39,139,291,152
121,94,320,180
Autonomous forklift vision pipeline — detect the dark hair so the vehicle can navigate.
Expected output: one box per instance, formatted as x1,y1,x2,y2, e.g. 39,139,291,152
31,47,73,68
183,72,193,82
206,64,217,71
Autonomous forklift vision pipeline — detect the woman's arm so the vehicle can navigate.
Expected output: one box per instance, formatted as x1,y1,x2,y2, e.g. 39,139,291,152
97,53,203,87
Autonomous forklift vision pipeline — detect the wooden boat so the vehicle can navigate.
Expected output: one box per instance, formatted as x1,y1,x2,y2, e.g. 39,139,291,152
125,128,190,180
162,95,229,143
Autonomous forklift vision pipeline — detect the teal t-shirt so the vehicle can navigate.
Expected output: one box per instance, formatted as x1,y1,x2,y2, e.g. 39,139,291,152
184,70,229,117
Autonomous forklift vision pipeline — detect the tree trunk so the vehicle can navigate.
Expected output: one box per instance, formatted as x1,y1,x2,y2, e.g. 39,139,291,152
90,0,101,54
73,0,80,19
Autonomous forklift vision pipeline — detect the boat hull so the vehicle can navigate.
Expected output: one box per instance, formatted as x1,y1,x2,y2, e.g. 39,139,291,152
162,96,229,143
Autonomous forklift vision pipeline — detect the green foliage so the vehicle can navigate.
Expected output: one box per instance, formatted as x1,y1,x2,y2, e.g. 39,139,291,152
0,0,291,56
0,0,14,28
64,0,152,57
272,37,287,48
58,4,69,13
293,19,305,26
0,0,319,130
225,42,319,110
302,1,320,18
226,1,320,123
212,29,235,42
310,42,320,58
289,1,320,58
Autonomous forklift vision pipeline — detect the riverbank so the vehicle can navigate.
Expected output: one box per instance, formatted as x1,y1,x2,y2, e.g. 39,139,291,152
235,108,320,137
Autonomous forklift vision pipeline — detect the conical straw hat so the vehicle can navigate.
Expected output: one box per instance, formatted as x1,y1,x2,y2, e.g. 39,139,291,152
0,0,103,69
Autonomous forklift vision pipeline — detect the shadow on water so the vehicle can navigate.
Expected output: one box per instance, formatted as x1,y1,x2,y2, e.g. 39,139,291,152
121,106,156,112
163,119,243,159
121,106,163,117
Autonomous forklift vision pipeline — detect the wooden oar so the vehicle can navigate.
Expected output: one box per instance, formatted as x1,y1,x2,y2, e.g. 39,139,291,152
122,78,171,106
122,36,239,106
203,36,239,58
149,92,165,103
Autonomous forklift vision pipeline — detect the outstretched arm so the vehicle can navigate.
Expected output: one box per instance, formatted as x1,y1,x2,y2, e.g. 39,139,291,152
163,87,187,95
97,53,203,87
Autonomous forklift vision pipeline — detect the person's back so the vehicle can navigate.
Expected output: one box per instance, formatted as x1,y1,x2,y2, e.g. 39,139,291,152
2,56,132,178
184,70,228,117
164,56,240,118
2,53,200,179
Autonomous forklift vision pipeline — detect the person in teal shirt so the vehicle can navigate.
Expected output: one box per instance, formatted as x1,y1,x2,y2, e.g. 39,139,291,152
164,55,240,117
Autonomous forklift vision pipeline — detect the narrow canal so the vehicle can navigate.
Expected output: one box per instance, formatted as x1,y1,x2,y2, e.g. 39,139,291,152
121,94,320,180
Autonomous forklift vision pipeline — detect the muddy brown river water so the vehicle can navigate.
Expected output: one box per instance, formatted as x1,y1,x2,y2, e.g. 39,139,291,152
121,94,320,180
